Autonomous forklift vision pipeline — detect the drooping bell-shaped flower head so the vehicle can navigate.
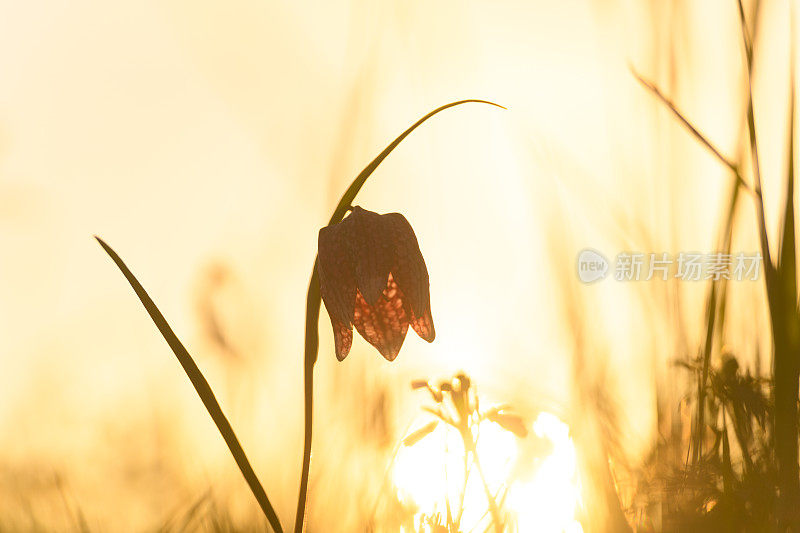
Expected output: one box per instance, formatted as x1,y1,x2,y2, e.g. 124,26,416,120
318,206,435,361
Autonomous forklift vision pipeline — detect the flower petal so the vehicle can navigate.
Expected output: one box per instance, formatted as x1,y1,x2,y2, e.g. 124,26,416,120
318,219,357,326
382,213,432,317
410,306,435,343
350,207,394,306
352,275,409,361
330,315,353,361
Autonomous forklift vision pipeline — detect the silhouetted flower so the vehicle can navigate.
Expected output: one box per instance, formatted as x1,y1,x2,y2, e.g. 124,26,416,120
318,206,435,361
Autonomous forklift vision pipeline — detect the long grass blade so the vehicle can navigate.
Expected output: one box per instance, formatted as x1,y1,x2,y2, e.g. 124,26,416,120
95,237,284,533
736,0,774,290
778,84,796,296
736,0,800,523
768,7,800,520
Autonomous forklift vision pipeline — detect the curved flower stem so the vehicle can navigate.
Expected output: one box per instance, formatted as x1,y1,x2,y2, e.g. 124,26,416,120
295,262,320,533
294,99,504,533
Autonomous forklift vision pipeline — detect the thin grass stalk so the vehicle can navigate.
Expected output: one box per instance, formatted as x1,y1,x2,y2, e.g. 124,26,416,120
693,281,721,464
631,69,751,194
736,0,774,290
633,4,763,469
721,408,734,495
712,178,742,352
631,72,750,464
692,109,752,466
772,36,800,524
294,99,504,533
736,1,800,522
95,237,285,533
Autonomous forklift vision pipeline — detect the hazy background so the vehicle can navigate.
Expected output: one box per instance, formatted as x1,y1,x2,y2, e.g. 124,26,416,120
0,0,794,530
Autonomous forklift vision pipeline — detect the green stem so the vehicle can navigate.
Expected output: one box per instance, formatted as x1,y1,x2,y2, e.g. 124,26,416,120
295,263,320,533
293,99,504,533
96,237,284,533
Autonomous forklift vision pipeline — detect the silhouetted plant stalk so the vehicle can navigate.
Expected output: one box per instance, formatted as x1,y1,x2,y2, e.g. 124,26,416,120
96,100,503,533
635,0,800,526
630,55,752,468
296,99,503,533
734,0,800,522
744,10,800,530
404,373,527,532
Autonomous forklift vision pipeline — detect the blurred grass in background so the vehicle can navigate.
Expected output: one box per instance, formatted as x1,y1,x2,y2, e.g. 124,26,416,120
0,0,797,530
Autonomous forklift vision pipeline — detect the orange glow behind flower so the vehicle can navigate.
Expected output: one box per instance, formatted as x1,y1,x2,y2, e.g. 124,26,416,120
393,412,583,532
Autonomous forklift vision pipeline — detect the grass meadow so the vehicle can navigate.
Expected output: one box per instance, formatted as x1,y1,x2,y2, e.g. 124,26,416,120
1,0,799,531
